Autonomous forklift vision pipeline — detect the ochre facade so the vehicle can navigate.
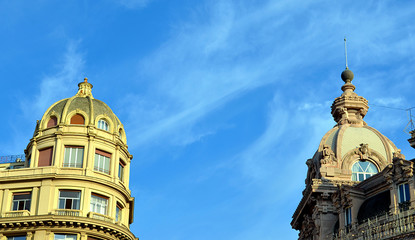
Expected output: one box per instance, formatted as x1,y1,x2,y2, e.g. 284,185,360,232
0,79,138,240
292,68,415,239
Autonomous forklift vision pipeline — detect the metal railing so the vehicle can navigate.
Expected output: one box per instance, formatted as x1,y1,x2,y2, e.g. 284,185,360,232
0,154,25,164
334,210,415,239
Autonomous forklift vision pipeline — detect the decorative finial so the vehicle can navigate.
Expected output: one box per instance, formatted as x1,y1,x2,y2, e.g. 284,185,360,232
76,77,94,99
344,37,348,69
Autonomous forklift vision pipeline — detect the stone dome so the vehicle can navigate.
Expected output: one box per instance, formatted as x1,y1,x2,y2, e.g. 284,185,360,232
314,125,399,169
36,78,126,142
307,68,401,181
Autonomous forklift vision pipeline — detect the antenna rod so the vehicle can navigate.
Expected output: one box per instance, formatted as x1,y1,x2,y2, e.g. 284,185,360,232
344,37,348,69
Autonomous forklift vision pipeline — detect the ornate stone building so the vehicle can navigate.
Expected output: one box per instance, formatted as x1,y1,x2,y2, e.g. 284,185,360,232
291,68,415,239
0,79,138,240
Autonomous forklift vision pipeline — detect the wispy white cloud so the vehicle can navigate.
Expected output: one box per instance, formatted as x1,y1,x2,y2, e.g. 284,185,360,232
20,40,84,120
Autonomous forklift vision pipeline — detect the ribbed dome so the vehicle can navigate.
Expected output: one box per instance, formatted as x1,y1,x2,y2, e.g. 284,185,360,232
309,68,401,180
36,78,126,142
315,125,398,165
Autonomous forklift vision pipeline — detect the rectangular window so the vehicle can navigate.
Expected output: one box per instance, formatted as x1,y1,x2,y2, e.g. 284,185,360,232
399,183,410,203
12,192,31,211
54,234,77,240
59,190,81,210
345,207,352,226
116,203,122,222
64,146,84,168
94,150,111,174
7,236,26,240
90,194,108,215
38,147,53,167
118,160,125,181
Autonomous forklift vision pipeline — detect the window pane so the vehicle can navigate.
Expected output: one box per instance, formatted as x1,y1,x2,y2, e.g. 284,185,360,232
97,119,109,131
351,161,378,181
54,234,77,240
59,191,81,210
7,237,26,240
405,184,410,201
90,195,108,215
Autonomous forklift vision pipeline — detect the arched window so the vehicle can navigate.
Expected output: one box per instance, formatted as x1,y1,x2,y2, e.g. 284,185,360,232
47,116,58,128
352,161,378,181
97,119,109,131
70,114,85,125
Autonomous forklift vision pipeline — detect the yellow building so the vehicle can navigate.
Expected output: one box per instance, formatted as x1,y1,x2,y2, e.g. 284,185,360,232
0,79,138,240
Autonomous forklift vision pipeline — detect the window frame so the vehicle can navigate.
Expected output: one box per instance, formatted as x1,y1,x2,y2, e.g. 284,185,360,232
7,236,26,240
54,234,78,240
344,207,352,226
38,147,53,167
11,192,31,211
97,119,109,131
94,149,111,174
63,146,84,168
47,116,58,128
58,190,81,210
90,193,109,215
118,160,125,181
351,160,378,181
70,114,85,125
116,203,123,222
398,183,410,203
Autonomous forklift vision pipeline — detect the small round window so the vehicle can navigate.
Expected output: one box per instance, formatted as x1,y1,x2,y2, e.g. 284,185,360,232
352,161,378,181
97,119,109,131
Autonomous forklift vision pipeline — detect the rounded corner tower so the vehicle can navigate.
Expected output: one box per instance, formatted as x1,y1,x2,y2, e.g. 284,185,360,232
0,78,138,240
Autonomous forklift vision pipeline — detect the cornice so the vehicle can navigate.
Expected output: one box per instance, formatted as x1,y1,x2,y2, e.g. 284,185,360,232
0,214,137,240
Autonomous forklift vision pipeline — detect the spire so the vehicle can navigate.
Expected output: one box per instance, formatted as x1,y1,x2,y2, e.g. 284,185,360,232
330,40,369,126
76,77,94,98
331,68,368,126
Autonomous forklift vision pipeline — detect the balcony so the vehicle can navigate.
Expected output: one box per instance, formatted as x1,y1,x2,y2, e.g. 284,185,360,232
88,212,114,223
334,210,415,240
3,210,30,217
53,209,82,217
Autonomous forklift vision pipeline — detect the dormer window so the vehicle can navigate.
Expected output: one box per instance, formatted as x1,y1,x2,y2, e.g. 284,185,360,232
352,161,378,181
47,116,58,128
70,114,85,125
97,119,109,131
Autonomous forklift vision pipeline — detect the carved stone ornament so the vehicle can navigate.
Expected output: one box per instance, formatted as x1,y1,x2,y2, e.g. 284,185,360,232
338,107,350,125
354,143,371,160
305,159,317,185
393,149,406,160
390,157,413,182
320,144,337,165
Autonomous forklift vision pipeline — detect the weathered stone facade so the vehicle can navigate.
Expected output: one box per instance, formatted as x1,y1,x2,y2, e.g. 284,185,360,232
292,68,415,240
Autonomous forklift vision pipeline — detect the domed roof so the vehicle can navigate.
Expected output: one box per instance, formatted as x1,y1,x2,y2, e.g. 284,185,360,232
315,125,398,165
37,78,125,139
310,68,400,180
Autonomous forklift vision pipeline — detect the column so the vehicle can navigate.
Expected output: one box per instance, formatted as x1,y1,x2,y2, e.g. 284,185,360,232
31,187,39,215
390,184,398,215
37,179,53,215
1,189,9,216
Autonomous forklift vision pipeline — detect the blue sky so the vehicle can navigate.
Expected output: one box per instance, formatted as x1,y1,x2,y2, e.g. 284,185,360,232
1,0,415,239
